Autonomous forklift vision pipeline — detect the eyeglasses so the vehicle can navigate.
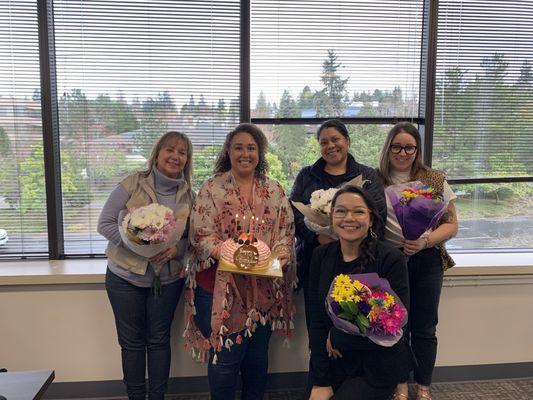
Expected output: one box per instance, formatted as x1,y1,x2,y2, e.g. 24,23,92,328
389,144,417,155
332,206,370,219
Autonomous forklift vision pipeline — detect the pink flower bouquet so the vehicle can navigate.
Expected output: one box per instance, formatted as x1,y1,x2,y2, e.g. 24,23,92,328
119,203,188,294
326,272,407,347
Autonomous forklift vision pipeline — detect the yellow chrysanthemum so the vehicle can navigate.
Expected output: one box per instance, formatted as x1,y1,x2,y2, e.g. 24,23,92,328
331,285,353,303
335,274,352,286
384,293,395,307
332,275,367,304
352,280,365,291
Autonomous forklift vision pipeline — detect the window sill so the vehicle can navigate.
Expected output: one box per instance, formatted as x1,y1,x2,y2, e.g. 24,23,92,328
446,252,533,276
0,252,532,286
0,259,107,286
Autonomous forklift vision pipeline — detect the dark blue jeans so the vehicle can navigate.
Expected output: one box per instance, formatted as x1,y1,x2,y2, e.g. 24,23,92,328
407,247,444,386
194,286,272,400
105,268,184,400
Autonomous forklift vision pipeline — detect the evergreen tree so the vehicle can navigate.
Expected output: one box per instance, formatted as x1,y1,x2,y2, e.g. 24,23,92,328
198,95,209,118
228,98,240,122
314,50,349,117
254,91,270,117
0,126,11,156
297,86,314,111
517,59,533,87
216,98,226,115
58,89,90,145
181,95,197,117
277,90,297,118
137,97,169,157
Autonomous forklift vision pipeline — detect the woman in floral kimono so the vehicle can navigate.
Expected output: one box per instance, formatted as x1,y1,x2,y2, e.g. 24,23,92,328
184,123,296,400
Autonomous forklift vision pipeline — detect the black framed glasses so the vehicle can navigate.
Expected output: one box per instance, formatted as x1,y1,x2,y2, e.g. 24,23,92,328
331,206,370,219
389,144,417,155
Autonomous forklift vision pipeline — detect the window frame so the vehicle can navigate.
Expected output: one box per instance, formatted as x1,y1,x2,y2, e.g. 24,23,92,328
17,0,529,261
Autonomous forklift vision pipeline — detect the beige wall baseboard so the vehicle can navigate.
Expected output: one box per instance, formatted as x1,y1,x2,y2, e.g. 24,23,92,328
1,276,533,384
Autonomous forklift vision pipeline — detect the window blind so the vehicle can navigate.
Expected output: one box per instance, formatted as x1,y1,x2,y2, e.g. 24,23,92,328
0,0,48,258
52,0,240,255
433,0,533,180
250,0,424,119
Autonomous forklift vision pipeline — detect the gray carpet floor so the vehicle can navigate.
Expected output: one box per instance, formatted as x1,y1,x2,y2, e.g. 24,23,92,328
164,377,533,400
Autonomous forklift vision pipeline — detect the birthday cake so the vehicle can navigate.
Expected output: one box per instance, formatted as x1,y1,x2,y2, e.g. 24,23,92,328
220,232,271,270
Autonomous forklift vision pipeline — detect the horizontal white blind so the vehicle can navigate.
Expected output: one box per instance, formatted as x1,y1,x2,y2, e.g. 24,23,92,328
53,0,240,255
0,0,48,257
250,0,423,119
433,0,533,179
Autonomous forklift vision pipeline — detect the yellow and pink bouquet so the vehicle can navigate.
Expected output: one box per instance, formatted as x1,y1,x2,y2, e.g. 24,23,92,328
326,273,407,347
386,181,447,240
400,184,442,203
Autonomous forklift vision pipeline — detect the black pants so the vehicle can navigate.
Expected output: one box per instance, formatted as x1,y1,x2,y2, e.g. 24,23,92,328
303,375,395,400
408,247,444,386
332,376,396,400
105,269,184,400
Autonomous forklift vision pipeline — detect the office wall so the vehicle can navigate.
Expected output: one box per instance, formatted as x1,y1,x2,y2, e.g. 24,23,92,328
1,278,532,383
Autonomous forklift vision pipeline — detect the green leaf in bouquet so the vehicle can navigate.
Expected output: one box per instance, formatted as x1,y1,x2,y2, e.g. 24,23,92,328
358,313,370,327
338,302,352,314
355,313,370,335
337,312,353,321
346,301,360,315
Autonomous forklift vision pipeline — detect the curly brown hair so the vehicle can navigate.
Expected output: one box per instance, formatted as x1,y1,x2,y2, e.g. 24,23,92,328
214,123,269,177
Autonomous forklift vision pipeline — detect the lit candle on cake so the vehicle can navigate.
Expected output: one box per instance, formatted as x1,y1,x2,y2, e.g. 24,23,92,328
235,213,239,237
249,215,255,235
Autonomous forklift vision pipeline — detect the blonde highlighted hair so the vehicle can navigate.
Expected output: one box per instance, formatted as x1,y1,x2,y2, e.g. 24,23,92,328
145,131,193,187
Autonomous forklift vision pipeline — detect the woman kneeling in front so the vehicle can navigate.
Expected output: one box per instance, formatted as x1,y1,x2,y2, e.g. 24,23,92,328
308,185,413,400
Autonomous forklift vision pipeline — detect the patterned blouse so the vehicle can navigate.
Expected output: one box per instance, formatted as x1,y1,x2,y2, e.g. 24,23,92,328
183,171,296,362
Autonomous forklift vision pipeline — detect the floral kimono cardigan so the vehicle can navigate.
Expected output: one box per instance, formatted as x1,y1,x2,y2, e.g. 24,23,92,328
184,171,296,362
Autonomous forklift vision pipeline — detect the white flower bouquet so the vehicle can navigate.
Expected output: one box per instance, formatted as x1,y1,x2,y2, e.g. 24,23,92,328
291,174,368,238
119,203,188,294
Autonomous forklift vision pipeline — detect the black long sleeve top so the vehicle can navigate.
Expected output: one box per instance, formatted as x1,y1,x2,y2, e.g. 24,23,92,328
308,240,410,387
289,154,387,287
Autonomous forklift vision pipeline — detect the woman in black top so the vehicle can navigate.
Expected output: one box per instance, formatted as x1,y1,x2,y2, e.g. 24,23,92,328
308,186,412,400
290,119,386,331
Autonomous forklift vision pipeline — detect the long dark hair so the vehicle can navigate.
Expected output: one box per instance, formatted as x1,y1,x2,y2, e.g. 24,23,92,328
214,123,269,177
378,121,427,186
330,185,384,269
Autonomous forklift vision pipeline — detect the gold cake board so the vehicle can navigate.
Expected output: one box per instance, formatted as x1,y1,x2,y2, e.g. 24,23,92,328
218,256,283,278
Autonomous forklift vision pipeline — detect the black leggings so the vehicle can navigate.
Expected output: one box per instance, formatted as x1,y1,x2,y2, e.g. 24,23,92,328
332,376,396,400
407,247,444,385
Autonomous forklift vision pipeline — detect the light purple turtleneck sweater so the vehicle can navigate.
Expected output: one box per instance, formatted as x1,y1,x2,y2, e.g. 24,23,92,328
97,167,188,287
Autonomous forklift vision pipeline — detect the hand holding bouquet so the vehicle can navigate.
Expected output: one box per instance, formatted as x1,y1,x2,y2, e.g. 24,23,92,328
123,203,178,244
386,181,447,240
119,203,188,295
326,273,407,347
291,174,368,238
